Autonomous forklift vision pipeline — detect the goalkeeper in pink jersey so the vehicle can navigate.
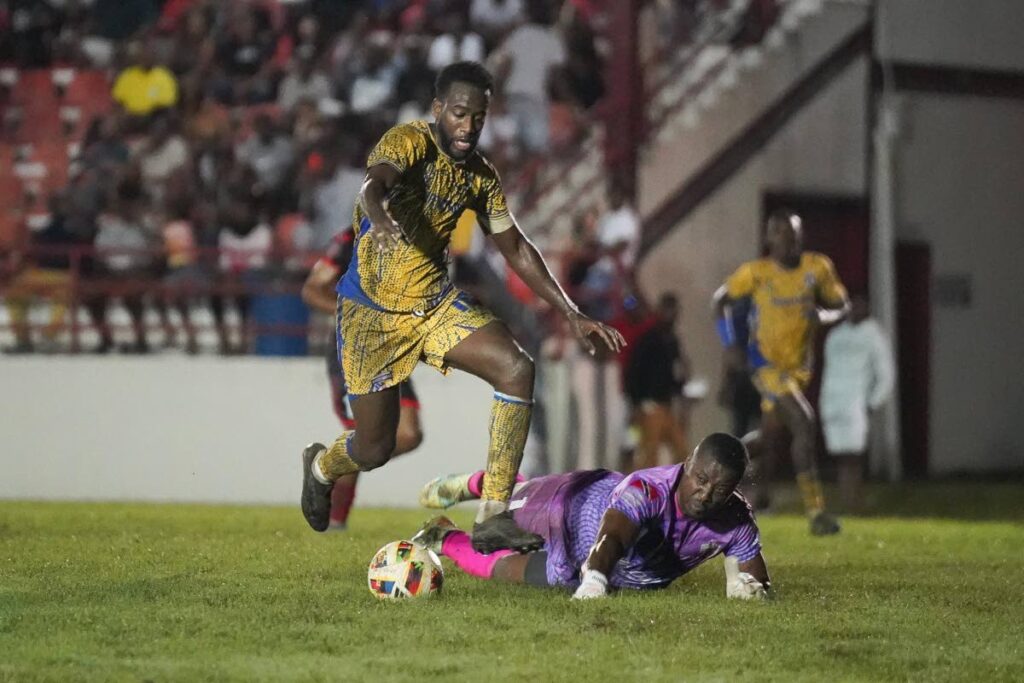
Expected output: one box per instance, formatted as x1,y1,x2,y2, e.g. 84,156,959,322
414,433,771,599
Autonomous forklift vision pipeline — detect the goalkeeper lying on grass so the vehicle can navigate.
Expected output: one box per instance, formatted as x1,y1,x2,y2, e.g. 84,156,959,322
413,433,771,600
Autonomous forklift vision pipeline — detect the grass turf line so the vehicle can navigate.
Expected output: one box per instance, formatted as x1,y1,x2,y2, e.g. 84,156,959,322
0,484,1022,682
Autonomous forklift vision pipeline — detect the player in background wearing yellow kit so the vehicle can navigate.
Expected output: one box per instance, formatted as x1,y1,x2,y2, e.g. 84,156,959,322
712,211,849,536
299,62,625,553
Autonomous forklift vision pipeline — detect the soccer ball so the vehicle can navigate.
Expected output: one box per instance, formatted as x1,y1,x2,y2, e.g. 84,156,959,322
367,540,444,600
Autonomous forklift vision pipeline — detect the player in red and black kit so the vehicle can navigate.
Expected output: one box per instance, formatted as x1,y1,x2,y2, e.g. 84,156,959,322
301,228,424,529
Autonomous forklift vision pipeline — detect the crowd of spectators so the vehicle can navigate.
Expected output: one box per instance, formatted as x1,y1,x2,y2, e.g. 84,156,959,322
1,0,606,354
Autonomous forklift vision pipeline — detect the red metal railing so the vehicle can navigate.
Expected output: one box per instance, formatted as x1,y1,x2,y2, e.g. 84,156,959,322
1,242,636,354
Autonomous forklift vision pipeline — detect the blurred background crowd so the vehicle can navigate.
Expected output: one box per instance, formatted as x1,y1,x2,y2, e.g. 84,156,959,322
0,0,786,475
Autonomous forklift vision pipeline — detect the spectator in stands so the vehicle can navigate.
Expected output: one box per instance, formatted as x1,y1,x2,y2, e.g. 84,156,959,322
80,114,131,180
299,143,363,250
491,0,566,153
347,31,399,116
112,40,179,120
6,0,62,67
92,0,159,42
596,180,641,281
235,112,296,217
2,193,82,353
820,294,895,512
428,11,486,71
159,198,209,355
166,5,217,92
471,0,525,47
277,48,333,113
565,208,628,472
183,88,232,150
560,6,604,109
134,112,189,207
290,97,328,148
212,6,277,105
212,164,272,355
89,176,158,354
477,92,519,167
625,293,692,470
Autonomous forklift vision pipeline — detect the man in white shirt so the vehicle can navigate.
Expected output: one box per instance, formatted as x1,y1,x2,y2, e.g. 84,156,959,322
596,181,640,274
491,4,565,152
820,295,895,512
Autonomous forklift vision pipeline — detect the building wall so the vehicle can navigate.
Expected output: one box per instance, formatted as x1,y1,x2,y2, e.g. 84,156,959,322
876,0,1024,71
890,92,1024,473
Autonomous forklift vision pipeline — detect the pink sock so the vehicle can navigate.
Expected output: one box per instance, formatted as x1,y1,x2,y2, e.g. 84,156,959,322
440,531,513,578
467,471,526,498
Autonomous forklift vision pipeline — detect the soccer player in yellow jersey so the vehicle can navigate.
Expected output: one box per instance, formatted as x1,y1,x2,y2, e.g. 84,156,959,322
713,210,849,536
300,62,625,553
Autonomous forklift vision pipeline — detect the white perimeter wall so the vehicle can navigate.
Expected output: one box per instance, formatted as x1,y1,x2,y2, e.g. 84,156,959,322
890,93,1024,474
638,57,868,443
0,358,492,506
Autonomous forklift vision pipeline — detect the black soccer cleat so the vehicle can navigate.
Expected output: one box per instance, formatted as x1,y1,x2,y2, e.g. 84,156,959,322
471,511,544,554
300,442,333,532
810,511,841,536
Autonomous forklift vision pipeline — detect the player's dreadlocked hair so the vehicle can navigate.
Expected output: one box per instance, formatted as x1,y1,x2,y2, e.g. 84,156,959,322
435,61,494,99
695,433,750,479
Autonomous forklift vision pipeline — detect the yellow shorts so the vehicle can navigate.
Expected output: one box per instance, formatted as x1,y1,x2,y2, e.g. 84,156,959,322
339,288,495,395
752,366,812,413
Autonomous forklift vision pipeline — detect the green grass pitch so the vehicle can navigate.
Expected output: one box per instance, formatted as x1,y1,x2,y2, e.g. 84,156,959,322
1,483,1022,682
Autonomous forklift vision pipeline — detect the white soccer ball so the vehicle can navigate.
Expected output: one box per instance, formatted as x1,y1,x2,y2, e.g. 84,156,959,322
367,540,444,600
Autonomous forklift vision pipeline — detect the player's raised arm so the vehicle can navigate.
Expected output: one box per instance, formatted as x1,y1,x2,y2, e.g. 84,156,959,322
359,163,405,253
572,508,639,600
724,553,772,600
489,225,625,355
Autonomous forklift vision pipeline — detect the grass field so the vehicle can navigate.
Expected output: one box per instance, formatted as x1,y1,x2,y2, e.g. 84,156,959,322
1,483,1022,682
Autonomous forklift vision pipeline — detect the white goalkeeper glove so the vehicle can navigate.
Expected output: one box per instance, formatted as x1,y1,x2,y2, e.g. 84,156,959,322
724,556,768,600
572,569,609,600
727,571,768,600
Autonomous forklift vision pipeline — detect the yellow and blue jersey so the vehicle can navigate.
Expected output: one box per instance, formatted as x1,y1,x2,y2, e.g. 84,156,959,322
338,120,514,314
725,252,847,373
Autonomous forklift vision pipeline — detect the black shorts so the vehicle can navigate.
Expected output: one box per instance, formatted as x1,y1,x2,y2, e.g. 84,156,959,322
327,327,419,428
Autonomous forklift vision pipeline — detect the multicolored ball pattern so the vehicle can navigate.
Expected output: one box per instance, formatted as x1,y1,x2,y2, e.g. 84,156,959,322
367,540,444,600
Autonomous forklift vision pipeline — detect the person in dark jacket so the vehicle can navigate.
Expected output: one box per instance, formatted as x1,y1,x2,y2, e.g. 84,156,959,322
625,293,691,470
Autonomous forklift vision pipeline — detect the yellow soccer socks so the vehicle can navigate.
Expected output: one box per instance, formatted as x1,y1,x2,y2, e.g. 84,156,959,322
315,432,361,483
796,471,826,517
477,392,533,521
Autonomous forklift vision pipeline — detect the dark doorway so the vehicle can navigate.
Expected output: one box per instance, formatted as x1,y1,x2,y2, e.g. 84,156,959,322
895,241,931,477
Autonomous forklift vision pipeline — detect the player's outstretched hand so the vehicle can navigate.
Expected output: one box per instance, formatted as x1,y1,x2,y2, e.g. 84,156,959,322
568,311,626,356
368,218,404,253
